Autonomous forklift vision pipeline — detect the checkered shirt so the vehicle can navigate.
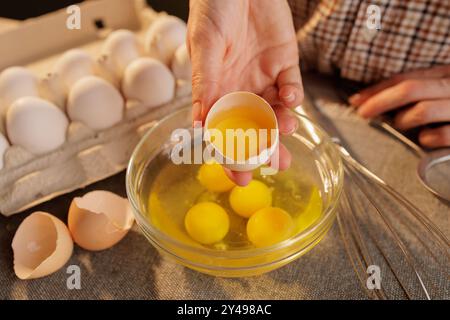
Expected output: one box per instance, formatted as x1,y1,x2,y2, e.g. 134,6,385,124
288,0,450,83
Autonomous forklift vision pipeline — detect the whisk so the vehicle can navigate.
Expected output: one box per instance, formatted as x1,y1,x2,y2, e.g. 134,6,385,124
302,89,450,300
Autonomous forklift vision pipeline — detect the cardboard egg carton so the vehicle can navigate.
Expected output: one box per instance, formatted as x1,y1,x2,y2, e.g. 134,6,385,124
0,0,191,216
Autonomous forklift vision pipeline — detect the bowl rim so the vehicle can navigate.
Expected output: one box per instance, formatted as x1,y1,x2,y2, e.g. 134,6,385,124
126,106,344,260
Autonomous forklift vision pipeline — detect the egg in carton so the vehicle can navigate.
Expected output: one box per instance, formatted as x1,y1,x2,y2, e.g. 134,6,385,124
0,0,192,216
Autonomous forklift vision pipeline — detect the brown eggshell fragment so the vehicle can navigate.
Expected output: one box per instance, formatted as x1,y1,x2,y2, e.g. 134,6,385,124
68,190,134,251
12,211,73,280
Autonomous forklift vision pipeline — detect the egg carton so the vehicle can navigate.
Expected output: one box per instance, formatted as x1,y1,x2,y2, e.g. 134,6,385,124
0,0,191,216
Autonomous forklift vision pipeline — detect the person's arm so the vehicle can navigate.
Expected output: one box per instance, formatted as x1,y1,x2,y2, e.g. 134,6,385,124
350,65,450,148
187,0,303,185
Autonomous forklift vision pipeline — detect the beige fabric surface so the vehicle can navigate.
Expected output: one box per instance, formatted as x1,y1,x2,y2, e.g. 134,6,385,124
0,74,448,300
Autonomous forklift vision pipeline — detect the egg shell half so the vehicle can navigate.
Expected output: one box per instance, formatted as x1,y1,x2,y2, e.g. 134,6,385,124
122,57,175,108
68,190,134,251
204,91,279,172
144,15,187,65
12,211,73,280
0,66,39,118
67,76,124,130
6,97,69,155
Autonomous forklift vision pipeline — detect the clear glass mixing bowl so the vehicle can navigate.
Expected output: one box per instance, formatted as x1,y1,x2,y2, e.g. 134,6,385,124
126,107,343,277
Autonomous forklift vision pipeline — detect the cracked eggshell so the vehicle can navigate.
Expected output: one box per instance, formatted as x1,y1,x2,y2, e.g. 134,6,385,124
12,211,73,280
0,132,9,170
67,76,124,130
122,57,175,108
68,190,134,251
0,67,39,118
144,15,187,65
101,29,143,77
171,43,191,81
53,49,96,93
6,97,68,155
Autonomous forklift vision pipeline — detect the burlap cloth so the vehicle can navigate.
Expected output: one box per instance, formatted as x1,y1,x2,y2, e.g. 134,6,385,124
0,74,448,300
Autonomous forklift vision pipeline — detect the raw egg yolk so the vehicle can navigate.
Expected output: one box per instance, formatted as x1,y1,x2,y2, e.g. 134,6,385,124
247,207,294,247
197,162,235,192
184,202,230,245
211,110,271,161
229,180,272,218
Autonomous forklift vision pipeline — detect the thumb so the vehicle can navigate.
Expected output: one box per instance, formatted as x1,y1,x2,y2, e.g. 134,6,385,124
277,64,304,108
188,35,224,125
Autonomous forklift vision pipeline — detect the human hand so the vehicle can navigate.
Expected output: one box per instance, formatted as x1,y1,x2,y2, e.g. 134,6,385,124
350,65,450,148
187,0,303,185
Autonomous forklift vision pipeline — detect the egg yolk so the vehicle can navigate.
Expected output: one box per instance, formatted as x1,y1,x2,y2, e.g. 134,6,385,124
197,162,235,192
184,202,230,245
229,180,272,218
247,207,294,247
210,108,272,161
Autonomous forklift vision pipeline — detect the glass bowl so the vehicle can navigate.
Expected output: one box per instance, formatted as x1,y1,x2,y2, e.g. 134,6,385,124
126,106,343,277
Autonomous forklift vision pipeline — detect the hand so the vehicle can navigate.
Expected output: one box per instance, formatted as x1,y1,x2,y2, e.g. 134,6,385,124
349,65,450,148
187,0,303,185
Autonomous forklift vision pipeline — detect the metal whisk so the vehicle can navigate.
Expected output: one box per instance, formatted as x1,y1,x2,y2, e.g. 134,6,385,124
302,88,450,300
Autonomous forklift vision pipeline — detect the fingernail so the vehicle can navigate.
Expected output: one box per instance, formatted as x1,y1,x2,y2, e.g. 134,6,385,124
349,93,361,106
286,119,299,135
356,107,370,118
282,92,295,103
192,102,202,126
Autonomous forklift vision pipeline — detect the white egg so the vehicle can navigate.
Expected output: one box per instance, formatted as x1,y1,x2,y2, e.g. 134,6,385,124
67,76,124,130
101,29,143,77
6,97,68,155
122,57,175,108
0,132,9,170
0,67,39,118
53,49,96,93
171,43,191,81
144,15,187,65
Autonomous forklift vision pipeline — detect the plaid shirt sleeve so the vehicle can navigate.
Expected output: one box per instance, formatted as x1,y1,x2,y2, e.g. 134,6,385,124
288,0,450,83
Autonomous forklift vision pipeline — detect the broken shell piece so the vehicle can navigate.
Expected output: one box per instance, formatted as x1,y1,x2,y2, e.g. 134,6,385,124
12,211,73,280
101,29,143,77
0,132,9,170
68,190,134,251
53,49,96,94
67,76,124,130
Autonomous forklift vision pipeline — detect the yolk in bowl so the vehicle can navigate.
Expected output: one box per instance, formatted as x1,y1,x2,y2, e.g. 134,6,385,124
247,207,295,247
184,202,230,245
197,162,235,192
229,180,272,218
